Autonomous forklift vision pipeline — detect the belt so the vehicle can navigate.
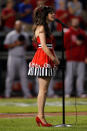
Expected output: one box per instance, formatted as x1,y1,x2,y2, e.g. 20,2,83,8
38,44,53,49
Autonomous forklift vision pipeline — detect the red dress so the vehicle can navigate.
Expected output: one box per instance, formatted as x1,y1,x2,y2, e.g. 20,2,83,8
28,36,57,77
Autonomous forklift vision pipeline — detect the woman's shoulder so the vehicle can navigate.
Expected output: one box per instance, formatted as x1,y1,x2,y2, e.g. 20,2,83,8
35,25,45,38
35,25,45,37
37,25,45,33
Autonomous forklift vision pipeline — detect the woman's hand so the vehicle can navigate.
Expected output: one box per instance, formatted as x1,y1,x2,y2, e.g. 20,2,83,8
53,57,60,65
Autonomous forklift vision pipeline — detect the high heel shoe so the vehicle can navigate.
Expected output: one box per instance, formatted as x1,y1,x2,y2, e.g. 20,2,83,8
35,116,52,127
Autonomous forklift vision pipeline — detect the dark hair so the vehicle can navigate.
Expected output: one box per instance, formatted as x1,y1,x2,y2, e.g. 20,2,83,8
33,6,55,40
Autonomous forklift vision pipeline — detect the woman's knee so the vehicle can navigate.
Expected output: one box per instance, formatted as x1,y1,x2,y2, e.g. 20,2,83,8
43,88,48,95
38,77,51,95
39,87,48,96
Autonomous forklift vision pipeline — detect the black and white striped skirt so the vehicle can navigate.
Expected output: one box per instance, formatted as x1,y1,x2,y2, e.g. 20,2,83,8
28,65,57,77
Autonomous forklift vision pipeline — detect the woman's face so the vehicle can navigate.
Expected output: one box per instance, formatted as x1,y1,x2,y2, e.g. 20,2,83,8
47,12,55,22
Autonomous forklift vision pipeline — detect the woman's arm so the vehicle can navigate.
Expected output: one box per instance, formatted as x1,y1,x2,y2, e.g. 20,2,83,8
53,51,60,65
38,26,59,65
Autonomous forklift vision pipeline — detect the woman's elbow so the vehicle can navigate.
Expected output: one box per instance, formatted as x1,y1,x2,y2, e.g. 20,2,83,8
40,43,45,48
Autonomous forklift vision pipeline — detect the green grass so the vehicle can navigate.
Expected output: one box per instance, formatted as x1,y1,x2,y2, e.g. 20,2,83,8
0,116,87,131
0,98,87,131
0,98,87,113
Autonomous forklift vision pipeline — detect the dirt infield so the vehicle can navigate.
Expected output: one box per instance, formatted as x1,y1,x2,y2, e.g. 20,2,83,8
0,112,87,118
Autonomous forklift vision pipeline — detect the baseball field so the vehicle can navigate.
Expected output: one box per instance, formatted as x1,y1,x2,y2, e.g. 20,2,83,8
0,98,87,131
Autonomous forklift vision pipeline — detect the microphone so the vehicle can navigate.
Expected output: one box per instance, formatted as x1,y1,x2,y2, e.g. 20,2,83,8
55,18,69,28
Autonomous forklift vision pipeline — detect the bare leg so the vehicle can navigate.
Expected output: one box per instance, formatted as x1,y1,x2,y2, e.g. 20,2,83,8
37,77,51,123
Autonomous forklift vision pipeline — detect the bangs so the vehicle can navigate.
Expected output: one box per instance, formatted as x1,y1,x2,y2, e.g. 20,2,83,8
42,5,55,14
47,7,55,14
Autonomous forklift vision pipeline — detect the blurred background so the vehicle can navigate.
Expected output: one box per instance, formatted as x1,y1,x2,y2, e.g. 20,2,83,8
0,0,87,98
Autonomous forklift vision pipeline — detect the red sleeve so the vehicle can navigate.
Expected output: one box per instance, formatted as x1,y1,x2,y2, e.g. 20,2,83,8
64,31,77,50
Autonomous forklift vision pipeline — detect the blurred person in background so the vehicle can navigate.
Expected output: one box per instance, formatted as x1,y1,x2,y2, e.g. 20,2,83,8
55,0,67,10
30,0,45,10
44,0,55,7
4,20,32,98
67,0,85,29
31,0,55,10
64,17,87,98
1,0,16,33
55,0,60,10
37,0,45,7
81,5,87,30
30,0,37,10
67,0,83,16
56,0,69,31
18,0,33,32
67,0,76,25
13,0,22,12
37,0,55,7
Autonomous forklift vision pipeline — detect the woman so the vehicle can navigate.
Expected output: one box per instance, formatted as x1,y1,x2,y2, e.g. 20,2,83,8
28,6,60,127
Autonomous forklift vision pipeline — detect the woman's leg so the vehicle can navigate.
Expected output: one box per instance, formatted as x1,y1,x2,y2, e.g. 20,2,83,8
37,77,51,123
